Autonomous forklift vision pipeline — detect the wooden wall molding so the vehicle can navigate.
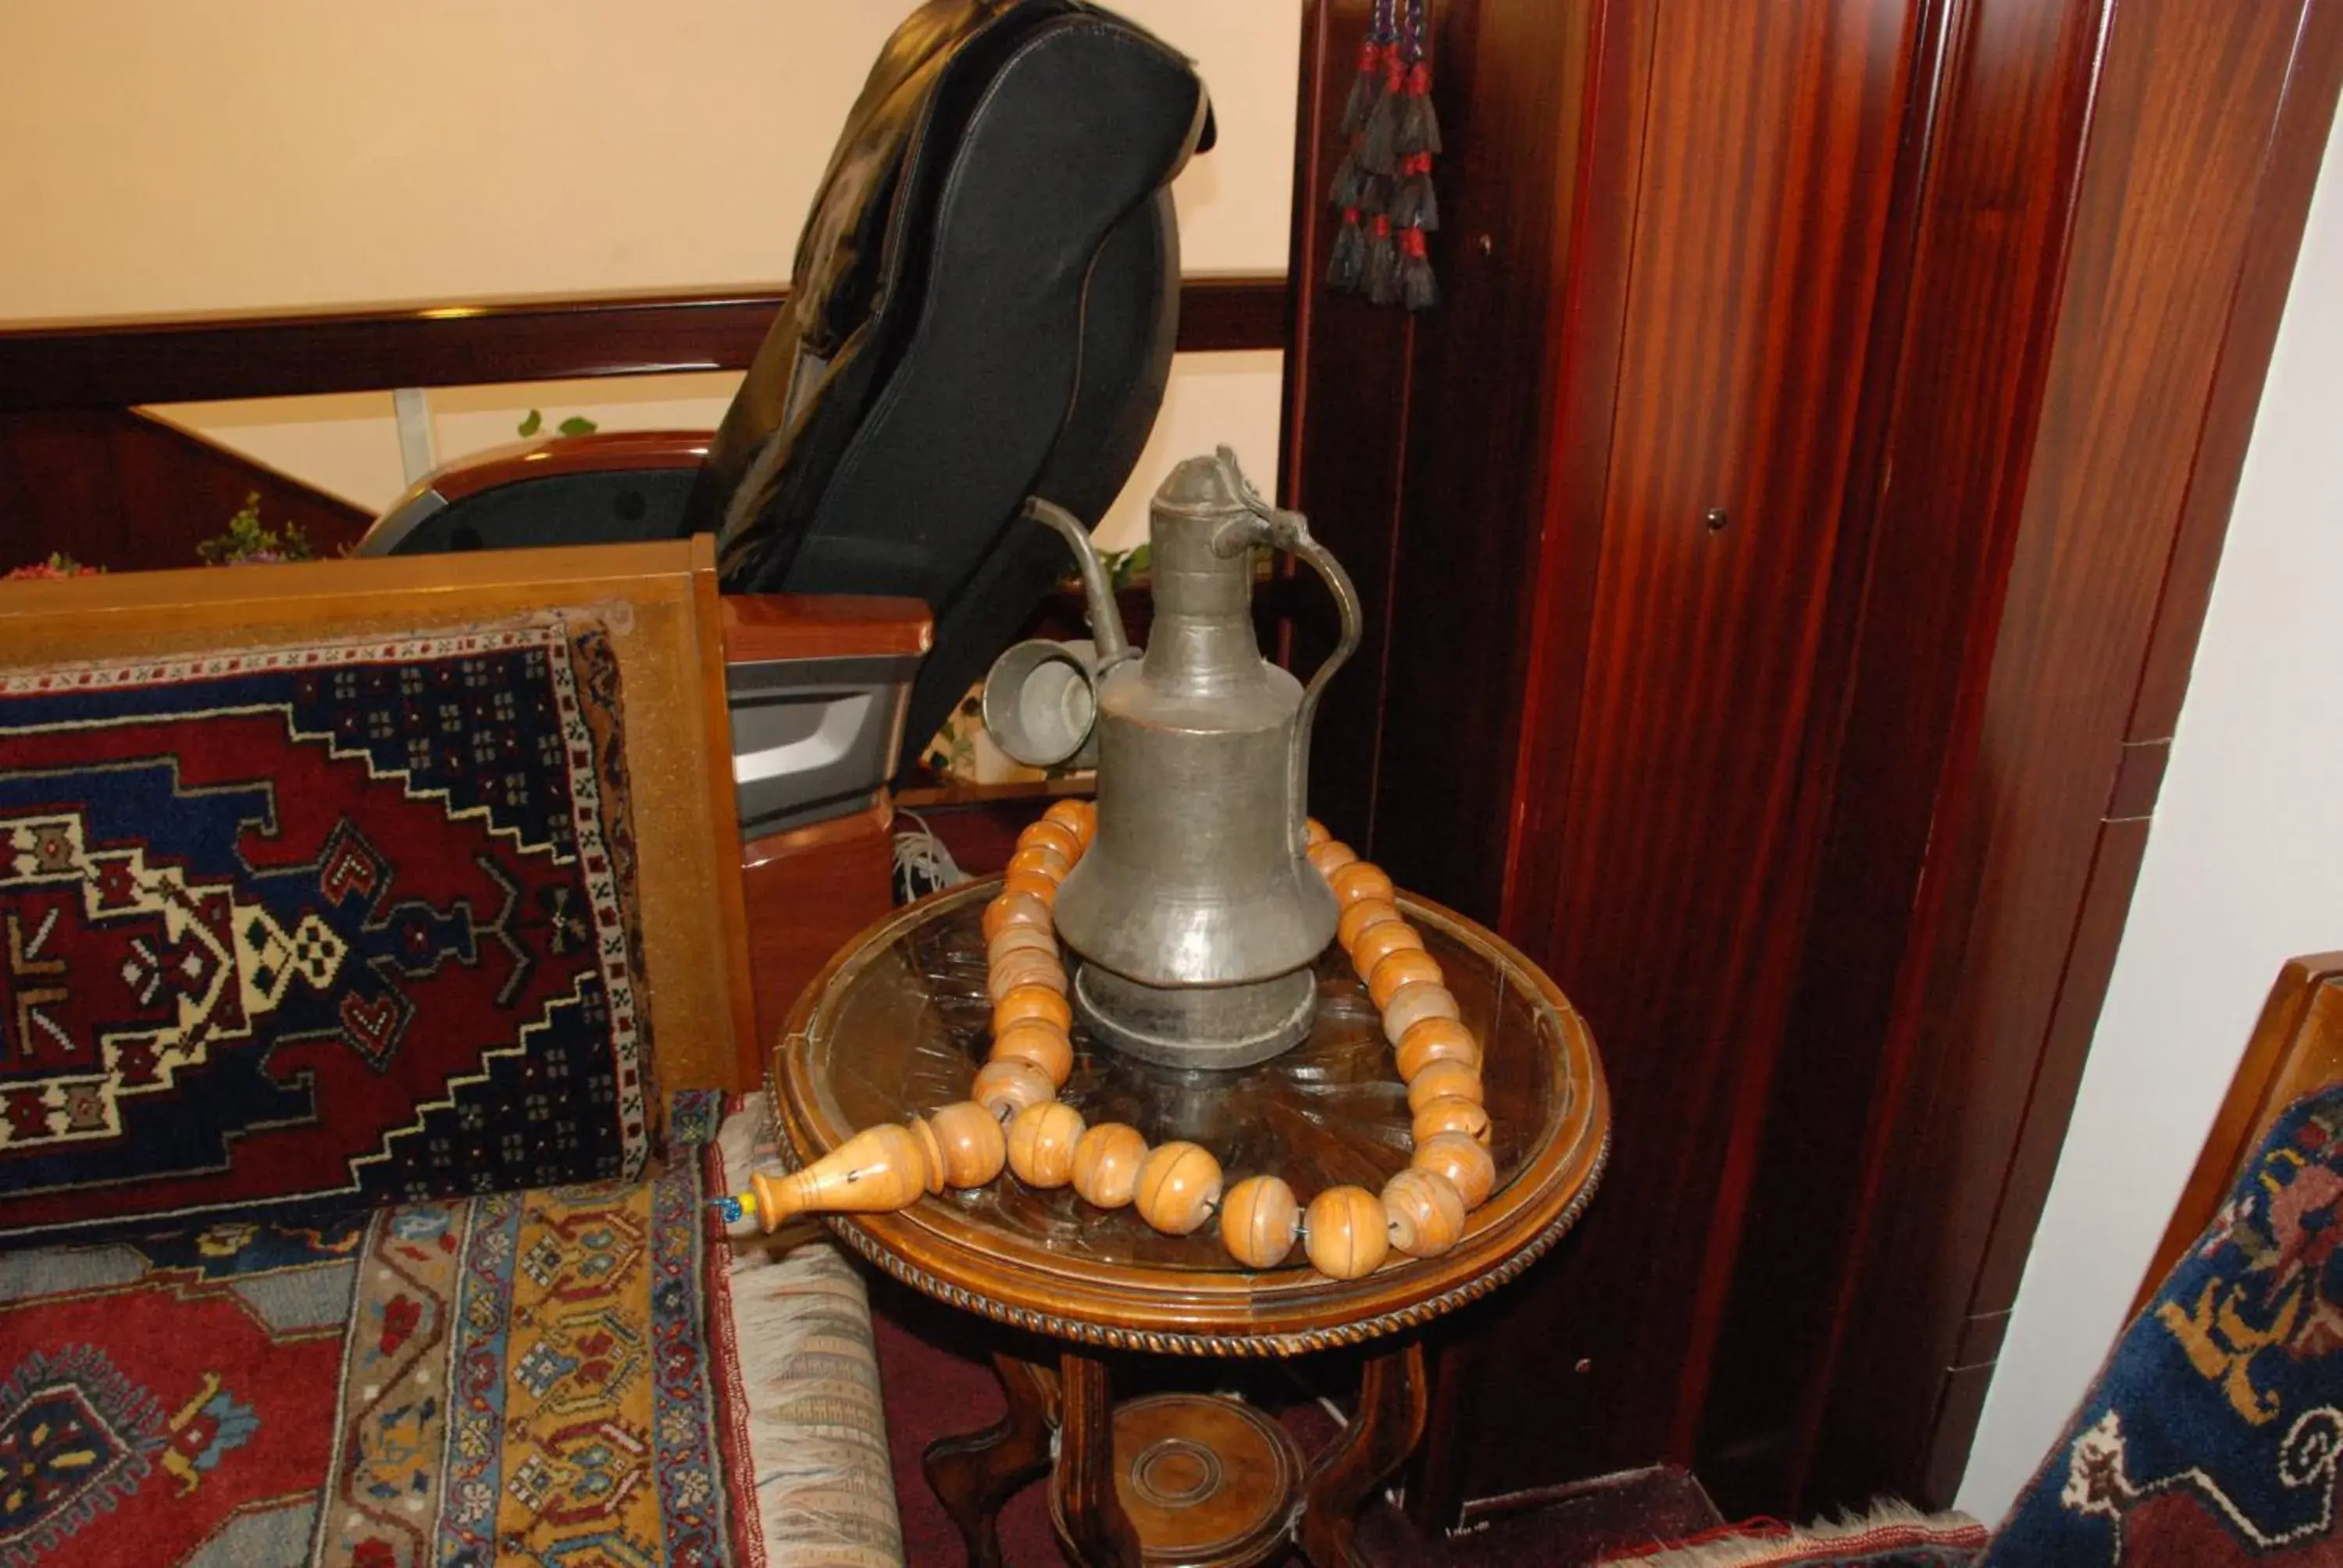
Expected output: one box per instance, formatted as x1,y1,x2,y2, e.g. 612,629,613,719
0,274,1288,413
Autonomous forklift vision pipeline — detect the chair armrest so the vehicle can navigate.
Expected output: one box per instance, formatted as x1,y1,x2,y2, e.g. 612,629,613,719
426,430,712,504
362,432,711,555
719,593,933,665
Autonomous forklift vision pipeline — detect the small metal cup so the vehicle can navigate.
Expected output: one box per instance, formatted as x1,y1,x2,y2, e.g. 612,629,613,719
982,639,1100,768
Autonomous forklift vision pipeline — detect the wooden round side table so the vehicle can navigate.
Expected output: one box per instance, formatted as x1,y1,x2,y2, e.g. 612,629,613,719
768,880,1610,1566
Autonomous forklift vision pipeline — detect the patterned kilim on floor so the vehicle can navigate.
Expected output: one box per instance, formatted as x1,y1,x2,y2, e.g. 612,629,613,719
0,620,652,1242
0,1092,740,1567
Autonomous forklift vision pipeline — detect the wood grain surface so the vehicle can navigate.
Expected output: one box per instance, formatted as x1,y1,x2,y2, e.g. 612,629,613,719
1275,0,2342,1523
0,275,1289,413
769,882,1609,1354
0,408,371,572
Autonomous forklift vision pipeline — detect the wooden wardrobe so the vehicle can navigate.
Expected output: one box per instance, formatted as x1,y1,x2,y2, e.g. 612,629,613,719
1278,0,2343,1525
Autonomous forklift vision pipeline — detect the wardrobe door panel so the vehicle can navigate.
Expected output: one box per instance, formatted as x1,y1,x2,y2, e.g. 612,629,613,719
1460,0,1923,1495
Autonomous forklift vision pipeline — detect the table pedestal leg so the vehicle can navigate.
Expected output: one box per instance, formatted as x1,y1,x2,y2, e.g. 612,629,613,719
1053,1349,1146,1566
1298,1342,1429,1566
922,1351,1057,1568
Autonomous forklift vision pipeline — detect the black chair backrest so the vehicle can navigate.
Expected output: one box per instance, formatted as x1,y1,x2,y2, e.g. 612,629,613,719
687,0,1211,764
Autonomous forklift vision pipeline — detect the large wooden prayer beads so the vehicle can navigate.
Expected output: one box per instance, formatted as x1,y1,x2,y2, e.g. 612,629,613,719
1351,919,1427,982
1395,1017,1479,1079
1406,1058,1485,1114
1381,1167,1466,1258
991,1020,1075,1086
927,1100,1007,1186
726,804,1507,1285
1071,1122,1150,1209
1338,897,1403,953
1414,1094,1493,1146
1303,1185,1390,1279
1382,982,1461,1045
747,1122,935,1224
1414,1131,1496,1208
1006,1101,1084,1188
1135,1142,1225,1237
993,984,1072,1035
973,1058,1054,1119
1220,1174,1303,1269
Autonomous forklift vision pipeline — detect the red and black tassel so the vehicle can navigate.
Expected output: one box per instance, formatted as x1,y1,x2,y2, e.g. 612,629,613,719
1326,0,1439,312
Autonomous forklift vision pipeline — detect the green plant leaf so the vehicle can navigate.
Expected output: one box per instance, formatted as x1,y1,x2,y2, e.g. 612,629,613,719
556,415,598,437
517,409,544,437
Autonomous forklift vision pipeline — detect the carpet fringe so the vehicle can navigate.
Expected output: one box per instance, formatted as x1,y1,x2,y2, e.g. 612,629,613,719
1602,1498,1988,1566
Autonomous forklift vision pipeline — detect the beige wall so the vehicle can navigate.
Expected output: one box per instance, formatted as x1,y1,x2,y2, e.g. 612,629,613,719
0,0,1299,551
0,0,1297,317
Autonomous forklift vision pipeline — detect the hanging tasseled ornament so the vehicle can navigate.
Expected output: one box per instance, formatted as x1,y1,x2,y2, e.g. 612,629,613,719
1399,225,1439,311
1391,151,1440,232
1326,0,1440,309
1339,30,1381,138
1326,0,1396,296
1365,213,1403,307
1358,29,1407,179
1392,0,1439,312
1328,206,1368,292
1394,23,1443,158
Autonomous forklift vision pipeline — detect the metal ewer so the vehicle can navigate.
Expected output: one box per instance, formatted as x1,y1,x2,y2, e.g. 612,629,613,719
982,448,1363,1070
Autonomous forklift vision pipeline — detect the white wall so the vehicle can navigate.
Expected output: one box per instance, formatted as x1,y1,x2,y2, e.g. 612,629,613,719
0,0,1299,553
1957,107,2343,1521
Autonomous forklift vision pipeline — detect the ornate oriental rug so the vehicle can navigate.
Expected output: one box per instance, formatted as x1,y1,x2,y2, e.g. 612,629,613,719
0,622,651,1242
1983,1085,2343,1565
0,1092,738,1566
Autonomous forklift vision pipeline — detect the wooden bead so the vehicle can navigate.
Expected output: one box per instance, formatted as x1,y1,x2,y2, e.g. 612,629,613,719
1395,1017,1481,1080
925,1101,1007,1187
1405,1059,1483,1114
1071,1123,1150,1209
988,948,1067,1001
905,1116,949,1195
1367,947,1445,1010
1006,1102,1085,1188
1329,860,1396,909
1002,869,1061,905
1350,919,1425,982
747,1122,936,1226
983,890,1053,941
973,1058,1055,1120
1337,898,1404,955
1020,819,1084,864
987,923,1058,966
1382,1167,1467,1257
1412,1094,1494,1146
1414,1131,1496,1208
1306,839,1359,879
993,983,1073,1035
1305,817,1332,846
1043,796,1096,846
990,1021,1074,1086
1220,1175,1302,1269
1008,843,1072,883
1303,1185,1390,1279
1381,983,1460,1046
1134,1142,1224,1236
